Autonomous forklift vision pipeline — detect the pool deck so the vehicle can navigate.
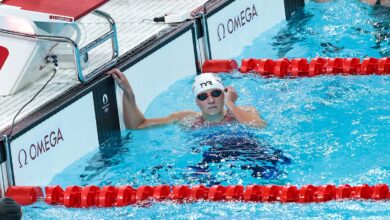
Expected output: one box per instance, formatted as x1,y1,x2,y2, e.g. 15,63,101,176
0,0,208,133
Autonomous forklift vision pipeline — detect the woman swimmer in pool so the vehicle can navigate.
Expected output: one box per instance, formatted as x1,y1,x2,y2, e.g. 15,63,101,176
107,68,266,129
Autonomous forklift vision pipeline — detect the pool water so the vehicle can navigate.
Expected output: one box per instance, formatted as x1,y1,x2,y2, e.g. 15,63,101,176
23,0,390,219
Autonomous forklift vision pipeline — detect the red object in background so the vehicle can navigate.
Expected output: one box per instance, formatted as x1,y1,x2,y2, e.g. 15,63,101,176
352,184,373,199
0,46,9,71
290,58,309,77
314,185,336,202
378,57,390,74
343,58,361,74
171,185,191,202
335,184,352,200
190,185,209,201
98,186,118,207
136,186,154,202
326,58,344,74
262,185,281,202
202,60,238,73
273,58,290,77
371,184,389,200
116,186,136,206
255,59,275,76
308,58,328,76
208,185,227,201
360,58,379,75
225,185,244,201
240,59,259,73
45,186,64,205
153,185,171,201
2,0,108,21
280,185,299,203
81,186,100,207
6,186,43,205
298,185,318,203
63,186,82,208
244,185,263,202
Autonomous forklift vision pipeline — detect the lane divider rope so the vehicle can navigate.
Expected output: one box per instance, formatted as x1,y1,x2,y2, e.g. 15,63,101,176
201,57,390,76
5,184,390,207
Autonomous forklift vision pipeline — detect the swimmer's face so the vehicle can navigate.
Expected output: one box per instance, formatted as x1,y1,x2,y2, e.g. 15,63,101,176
195,89,225,116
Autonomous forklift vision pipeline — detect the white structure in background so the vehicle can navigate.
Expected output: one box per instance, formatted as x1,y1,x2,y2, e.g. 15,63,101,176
0,0,118,95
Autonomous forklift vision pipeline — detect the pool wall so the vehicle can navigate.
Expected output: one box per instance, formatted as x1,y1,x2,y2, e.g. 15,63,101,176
0,0,305,194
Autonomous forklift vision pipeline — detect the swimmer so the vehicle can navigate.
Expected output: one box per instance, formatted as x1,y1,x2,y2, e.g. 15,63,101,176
107,68,266,129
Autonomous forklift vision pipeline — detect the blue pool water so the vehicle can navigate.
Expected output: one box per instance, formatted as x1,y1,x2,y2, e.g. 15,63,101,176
23,0,390,219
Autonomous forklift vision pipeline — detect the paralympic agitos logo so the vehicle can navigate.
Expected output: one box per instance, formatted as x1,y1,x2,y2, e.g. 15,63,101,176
17,128,64,168
217,4,259,41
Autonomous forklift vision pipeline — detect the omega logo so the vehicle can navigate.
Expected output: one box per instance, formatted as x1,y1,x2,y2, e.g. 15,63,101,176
217,4,259,41
0,46,9,70
18,128,64,168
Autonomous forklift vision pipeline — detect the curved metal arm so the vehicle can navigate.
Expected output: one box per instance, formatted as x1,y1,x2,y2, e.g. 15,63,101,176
0,9,119,83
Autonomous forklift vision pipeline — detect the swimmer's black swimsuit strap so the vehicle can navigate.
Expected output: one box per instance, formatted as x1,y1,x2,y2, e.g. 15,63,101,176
376,0,381,5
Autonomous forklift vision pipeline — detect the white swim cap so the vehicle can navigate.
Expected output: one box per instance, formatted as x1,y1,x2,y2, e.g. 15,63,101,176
192,73,225,97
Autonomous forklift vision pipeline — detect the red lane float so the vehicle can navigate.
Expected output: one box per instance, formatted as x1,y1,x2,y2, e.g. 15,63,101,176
116,186,136,206
343,58,360,74
202,59,238,73
5,186,43,205
81,185,100,207
5,184,390,207
45,185,64,205
378,57,390,74
202,57,390,76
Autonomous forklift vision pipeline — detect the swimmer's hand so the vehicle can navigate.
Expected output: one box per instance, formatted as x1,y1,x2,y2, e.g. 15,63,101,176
106,68,133,95
224,86,238,104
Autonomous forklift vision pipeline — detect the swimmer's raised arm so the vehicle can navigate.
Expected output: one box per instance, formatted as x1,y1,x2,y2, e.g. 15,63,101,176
107,68,196,129
224,86,267,128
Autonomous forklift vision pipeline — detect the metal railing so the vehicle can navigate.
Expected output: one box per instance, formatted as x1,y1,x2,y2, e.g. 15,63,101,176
0,10,119,83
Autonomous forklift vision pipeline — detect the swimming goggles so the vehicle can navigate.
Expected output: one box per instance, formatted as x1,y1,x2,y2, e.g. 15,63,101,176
197,89,222,101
